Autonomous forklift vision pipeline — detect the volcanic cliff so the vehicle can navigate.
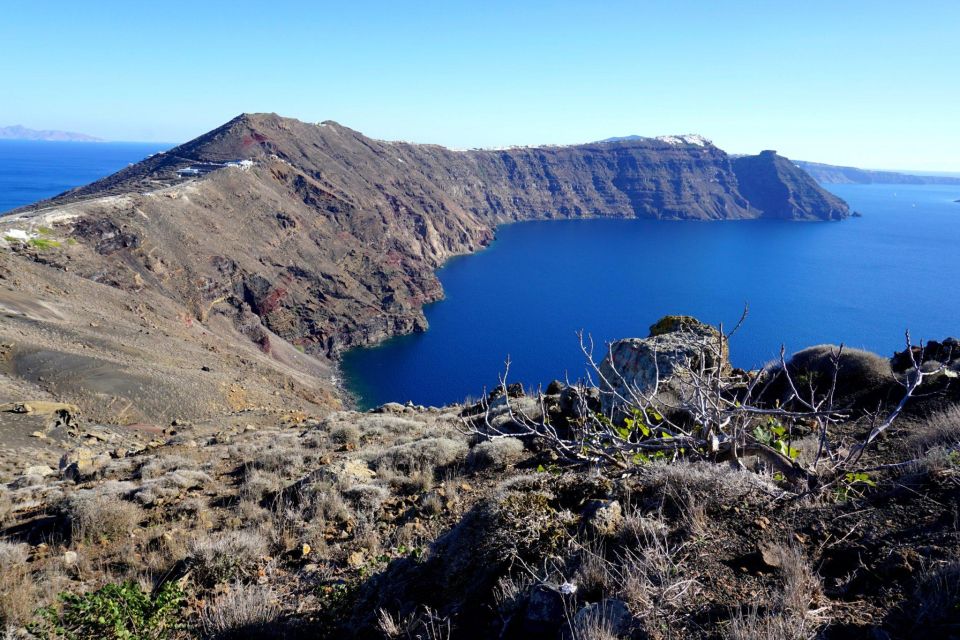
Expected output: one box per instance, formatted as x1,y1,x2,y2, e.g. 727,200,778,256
1,113,849,421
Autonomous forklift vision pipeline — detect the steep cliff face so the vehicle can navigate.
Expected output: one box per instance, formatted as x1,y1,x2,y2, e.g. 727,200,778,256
4,114,850,366
732,151,849,220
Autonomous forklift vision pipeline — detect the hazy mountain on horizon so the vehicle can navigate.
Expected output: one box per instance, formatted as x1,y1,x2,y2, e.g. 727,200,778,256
0,125,104,142
794,160,960,185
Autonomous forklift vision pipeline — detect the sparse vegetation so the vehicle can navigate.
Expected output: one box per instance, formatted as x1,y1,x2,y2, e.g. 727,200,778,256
198,583,282,639
188,530,269,587
31,580,185,640
62,493,144,543
0,316,956,638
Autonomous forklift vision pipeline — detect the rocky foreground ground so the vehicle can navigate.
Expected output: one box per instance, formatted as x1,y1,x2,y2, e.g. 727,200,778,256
1,318,958,640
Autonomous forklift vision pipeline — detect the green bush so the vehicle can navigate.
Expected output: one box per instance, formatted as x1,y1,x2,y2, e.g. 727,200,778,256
28,237,61,250
31,581,185,640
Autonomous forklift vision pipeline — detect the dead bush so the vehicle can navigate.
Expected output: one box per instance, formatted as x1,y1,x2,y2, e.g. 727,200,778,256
240,469,284,503
637,461,776,516
725,545,824,640
252,447,303,476
0,540,35,627
612,524,695,623
0,489,12,526
905,561,960,634
137,454,199,480
63,492,144,542
133,469,212,506
371,437,467,475
199,583,282,639
468,438,525,470
189,529,269,587
330,424,361,448
343,484,390,513
907,404,960,453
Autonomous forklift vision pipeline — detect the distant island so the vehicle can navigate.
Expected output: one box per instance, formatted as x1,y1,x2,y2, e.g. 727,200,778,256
795,159,960,185
0,125,103,142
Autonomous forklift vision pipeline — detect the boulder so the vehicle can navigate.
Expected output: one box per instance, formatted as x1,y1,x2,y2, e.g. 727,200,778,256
523,584,567,635
24,465,55,477
598,315,728,417
58,447,111,483
582,499,624,537
891,338,959,372
374,402,406,414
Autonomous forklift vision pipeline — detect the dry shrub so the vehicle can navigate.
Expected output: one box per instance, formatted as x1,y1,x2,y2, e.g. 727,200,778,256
570,602,623,640
637,461,775,513
468,438,525,470
343,484,390,513
612,522,694,622
63,492,144,542
240,468,284,503
199,583,282,639
330,424,361,447
725,545,824,640
189,529,269,587
137,454,199,480
0,489,13,527
354,415,424,438
133,469,212,506
908,404,960,453
252,447,303,476
372,438,468,475
574,542,613,595
906,561,960,633
0,540,35,627
307,485,351,524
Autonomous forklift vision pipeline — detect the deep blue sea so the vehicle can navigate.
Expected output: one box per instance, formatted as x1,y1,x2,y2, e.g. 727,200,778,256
342,183,960,408
0,140,170,213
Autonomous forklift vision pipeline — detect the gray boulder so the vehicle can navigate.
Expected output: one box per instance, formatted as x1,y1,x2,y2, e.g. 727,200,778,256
59,447,111,483
582,499,624,537
598,316,728,417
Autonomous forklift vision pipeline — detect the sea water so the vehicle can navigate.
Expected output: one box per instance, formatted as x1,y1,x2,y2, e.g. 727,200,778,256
343,184,960,408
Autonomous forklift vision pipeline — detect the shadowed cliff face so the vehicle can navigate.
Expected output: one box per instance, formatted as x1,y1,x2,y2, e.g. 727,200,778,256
732,151,850,220
0,114,850,419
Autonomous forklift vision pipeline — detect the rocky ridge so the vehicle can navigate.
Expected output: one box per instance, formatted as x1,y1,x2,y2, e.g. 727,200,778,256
1,114,848,423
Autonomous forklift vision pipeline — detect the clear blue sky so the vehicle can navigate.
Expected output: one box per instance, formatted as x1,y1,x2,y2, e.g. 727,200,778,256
2,0,957,170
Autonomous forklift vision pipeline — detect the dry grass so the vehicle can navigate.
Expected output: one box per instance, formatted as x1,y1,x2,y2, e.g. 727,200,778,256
199,582,282,639
908,561,960,633
189,529,269,587
468,437,525,470
0,540,35,627
724,545,825,640
372,437,467,475
908,404,960,453
63,492,144,542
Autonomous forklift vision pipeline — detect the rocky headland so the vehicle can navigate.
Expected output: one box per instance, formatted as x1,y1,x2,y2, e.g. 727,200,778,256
1,113,847,424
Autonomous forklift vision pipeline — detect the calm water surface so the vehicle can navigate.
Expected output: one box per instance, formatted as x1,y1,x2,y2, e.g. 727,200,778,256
0,140,170,213
343,184,960,408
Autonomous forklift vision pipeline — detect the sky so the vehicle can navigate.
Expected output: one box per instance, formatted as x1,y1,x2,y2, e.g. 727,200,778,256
2,1,958,171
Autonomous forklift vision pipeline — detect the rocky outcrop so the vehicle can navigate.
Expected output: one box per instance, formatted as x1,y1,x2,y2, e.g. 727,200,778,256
597,315,729,416
732,151,850,220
